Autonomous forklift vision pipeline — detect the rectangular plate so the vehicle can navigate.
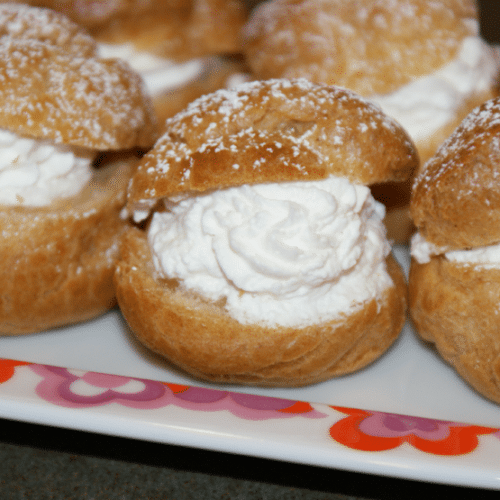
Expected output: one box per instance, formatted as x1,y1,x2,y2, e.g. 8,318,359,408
1,246,500,489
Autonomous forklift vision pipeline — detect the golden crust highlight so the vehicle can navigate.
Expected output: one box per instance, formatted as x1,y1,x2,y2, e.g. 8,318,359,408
411,96,500,250
0,4,158,150
14,0,249,59
127,79,418,207
242,0,477,96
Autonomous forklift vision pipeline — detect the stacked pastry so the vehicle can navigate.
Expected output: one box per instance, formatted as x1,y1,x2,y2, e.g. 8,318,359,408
241,0,500,241
0,4,158,335
115,79,417,387
9,0,251,124
410,96,500,404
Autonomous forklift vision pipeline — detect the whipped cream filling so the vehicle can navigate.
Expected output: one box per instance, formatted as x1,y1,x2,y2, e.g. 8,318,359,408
371,36,500,143
148,176,393,328
98,42,205,97
0,129,94,206
411,232,500,268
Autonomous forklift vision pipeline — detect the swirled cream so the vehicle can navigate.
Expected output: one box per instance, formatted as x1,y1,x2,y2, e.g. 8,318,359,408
411,232,500,269
148,176,393,328
371,36,500,143
0,129,93,206
98,42,205,97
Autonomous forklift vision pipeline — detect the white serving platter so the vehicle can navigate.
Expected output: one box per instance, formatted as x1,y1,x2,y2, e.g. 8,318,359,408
1,246,500,490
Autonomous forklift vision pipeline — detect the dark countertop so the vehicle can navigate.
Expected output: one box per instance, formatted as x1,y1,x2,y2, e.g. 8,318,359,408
2,417,499,500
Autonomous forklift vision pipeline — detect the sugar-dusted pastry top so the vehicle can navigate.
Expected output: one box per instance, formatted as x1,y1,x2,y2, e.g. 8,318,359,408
0,3,97,55
0,4,158,150
14,0,249,59
11,0,158,28
127,78,418,213
411,96,500,250
243,0,478,96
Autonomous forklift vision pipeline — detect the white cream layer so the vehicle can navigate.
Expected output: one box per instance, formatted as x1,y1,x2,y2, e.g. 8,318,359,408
0,129,93,206
411,232,500,268
148,176,393,328
98,42,205,97
372,36,500,143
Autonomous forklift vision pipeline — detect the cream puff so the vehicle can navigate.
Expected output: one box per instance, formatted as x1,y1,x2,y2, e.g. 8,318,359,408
0,4,158,335
114,79,417,387
410,96,500,404
13,0,251,124
241,0,500,241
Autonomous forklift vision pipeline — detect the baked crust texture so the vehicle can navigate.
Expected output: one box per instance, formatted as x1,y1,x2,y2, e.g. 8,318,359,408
242,0,477,97
0,3,97,56
115,228,407,386
410,257,500,404
411,96,500,250
0,158,134,335
127,78,418,210
14,0,249,59
0,4,158,150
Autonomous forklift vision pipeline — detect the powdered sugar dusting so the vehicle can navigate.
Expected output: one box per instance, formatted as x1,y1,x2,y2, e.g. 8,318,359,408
0,3,97,56
0,4,157,150
410,95,500,250
128,78,415,213
414,97,500,196
243,0,478,96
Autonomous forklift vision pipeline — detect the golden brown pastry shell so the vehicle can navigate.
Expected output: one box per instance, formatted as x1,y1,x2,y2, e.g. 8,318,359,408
0,3,97,56
114,227,408,387
0,157,134,335
411,96,500,250
409,256,500,404
0,40,158,151
242,0,477,97
17,0,248,59
127,79,418,209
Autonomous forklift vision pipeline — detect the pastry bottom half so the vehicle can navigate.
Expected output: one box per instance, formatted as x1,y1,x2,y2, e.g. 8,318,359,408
115,227,408,387
0,157,134,335
410,256,500,404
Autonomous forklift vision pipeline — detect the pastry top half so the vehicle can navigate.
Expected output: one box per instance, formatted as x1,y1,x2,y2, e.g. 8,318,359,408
0,2,96,55
0,3,158,151
12,0,249,60
242,0,478,97
127,78,418,215
411,96,500,251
